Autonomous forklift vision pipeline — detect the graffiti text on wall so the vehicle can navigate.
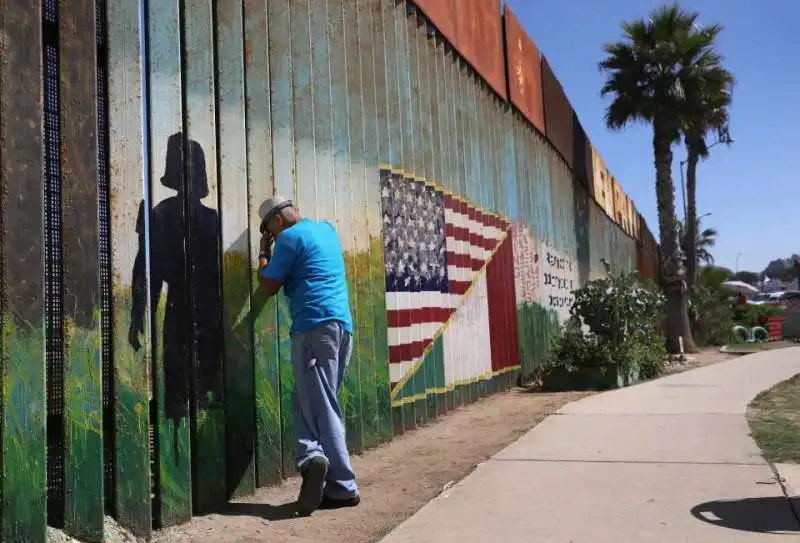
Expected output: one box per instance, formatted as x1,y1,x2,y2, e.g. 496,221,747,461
539,245,578,320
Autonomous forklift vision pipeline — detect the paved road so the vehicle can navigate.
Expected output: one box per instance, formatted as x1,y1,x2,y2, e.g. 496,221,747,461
381,348,800,543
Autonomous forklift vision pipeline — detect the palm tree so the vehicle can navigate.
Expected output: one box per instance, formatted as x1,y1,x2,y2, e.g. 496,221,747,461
695,226,718,265
599,3,726,354
678,218,717,266
682,51,734,291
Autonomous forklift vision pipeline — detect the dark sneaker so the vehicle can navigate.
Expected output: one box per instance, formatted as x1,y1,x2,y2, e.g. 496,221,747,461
297,457,329,516
319,493,361,510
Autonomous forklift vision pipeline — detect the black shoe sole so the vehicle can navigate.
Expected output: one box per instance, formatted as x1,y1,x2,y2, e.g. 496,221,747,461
319,494,360,510
297,458,328,516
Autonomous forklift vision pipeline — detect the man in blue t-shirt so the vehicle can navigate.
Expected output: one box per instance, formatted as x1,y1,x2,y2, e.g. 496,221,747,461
257,195,359,516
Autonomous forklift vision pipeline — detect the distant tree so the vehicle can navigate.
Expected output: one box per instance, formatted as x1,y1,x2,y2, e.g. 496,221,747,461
695,227,718,266
732,270,760,286
678,218,717,268
762,257,800,283
697,265,732,288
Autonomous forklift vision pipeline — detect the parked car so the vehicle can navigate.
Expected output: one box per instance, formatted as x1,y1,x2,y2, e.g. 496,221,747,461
776,290,800,310
747,292,783,305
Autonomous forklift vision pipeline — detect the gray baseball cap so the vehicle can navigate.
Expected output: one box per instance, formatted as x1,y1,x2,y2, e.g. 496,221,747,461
259,195,294,233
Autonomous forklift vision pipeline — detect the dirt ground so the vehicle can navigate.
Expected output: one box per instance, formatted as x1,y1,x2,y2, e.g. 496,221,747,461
152,348,747,543
661,342,797,377
152,389,588,543
46,347,752,542
662,345,741,375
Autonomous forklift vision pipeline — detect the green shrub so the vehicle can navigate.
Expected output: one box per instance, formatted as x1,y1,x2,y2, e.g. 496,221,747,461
737,303,783,329
690,285,735,346
635,330,668,379
546,318,597,370
546,261,667,383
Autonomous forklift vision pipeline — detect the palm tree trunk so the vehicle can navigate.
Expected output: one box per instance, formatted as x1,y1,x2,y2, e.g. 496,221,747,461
685,149,699,291
653,126,696,354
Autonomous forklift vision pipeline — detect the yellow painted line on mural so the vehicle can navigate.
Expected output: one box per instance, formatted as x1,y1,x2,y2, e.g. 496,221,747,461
390,365,522,408
389,227,512,399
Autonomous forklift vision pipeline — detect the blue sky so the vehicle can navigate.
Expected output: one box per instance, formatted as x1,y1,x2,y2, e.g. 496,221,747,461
505,0,799,273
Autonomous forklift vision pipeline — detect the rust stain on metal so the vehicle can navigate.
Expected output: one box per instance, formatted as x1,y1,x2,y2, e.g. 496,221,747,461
414,0,456,46
541,55,574,171
454,0,506,99
503,6,544,133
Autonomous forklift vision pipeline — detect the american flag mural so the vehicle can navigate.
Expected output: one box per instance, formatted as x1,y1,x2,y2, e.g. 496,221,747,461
380,169,519,404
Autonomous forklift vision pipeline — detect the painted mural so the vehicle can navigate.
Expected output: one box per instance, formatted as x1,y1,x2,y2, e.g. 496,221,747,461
0,0,659,541
381,170,519,425
511,221,583,377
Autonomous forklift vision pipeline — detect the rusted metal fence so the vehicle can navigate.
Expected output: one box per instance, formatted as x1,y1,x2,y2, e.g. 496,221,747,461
0,0,660,540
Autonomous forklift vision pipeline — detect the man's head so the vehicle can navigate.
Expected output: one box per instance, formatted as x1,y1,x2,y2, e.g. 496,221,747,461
259,195,302,238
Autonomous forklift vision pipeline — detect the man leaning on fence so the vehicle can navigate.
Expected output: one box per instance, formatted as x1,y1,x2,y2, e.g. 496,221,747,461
257,195,360,516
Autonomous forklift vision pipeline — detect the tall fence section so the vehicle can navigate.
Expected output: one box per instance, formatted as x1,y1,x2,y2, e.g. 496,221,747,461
0,0,661,540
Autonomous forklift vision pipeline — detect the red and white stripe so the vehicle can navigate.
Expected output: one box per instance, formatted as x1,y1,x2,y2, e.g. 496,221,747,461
388,194,510,388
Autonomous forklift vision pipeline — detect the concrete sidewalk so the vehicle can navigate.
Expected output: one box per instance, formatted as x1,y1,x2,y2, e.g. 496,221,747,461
381,348,800,543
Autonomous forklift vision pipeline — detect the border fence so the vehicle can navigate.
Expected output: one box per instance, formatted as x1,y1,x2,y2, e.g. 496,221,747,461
0,0,660,540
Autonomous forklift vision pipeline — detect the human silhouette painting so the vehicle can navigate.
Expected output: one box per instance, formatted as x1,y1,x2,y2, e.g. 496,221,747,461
129,132,223,422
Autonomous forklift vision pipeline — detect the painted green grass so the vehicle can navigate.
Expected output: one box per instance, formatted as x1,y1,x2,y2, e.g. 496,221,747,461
113,288,191,527
0,243,393,539
517,302,560,379
193,408,226,513
64,315,104,541
277,296,295,476
347,245,388,449
354,258,378,451
368,235,392,444
110,286,152,535
344,251,365,455
2,315,47,542
152,295,192,526
249,267,282,487
221,251,257,498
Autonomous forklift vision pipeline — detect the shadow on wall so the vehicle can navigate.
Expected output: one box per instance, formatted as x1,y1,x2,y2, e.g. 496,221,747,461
690,497,800,535
129,132,224,432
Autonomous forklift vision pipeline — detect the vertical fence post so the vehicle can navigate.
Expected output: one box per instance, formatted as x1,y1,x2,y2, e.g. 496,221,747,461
242,0,282,488
0,2,48,540
144,0,194,526
266,0,297,479
182,0,227,514
106,0,153,534
366,0,394,446
215,0,256,500
344,0,368,454
59,0,105,538
356,0,382,452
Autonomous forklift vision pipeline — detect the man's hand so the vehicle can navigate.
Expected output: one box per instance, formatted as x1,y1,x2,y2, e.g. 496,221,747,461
257,232,282,296
260,232,273,261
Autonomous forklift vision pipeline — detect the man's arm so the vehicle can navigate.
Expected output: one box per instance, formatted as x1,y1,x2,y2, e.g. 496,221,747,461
258,255,283,297
258,234,297,297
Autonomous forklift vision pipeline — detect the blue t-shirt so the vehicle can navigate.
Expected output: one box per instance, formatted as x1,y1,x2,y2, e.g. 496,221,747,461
261,218,353,334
